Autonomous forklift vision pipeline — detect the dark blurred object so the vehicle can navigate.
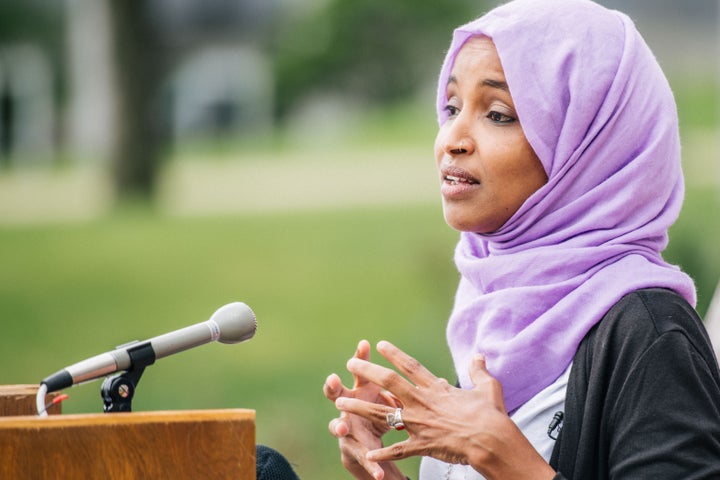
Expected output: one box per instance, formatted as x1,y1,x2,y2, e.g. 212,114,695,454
108,0,167,200
108,0,275,201
256,445,301,480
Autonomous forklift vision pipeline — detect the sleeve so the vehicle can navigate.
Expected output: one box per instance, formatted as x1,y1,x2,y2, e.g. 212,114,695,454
607,330,720,479
256,445,301,480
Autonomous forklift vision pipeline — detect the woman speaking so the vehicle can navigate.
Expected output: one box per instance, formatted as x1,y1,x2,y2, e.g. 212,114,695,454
324,0,720,478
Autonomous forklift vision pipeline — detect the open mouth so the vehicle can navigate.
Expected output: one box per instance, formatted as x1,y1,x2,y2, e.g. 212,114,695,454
442,166,479,186
444,174,479,186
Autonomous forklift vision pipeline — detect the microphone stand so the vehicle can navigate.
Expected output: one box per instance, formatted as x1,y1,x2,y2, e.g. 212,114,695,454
100,341,156,413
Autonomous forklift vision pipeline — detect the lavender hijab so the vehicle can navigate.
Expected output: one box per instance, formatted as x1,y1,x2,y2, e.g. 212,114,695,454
437,0,696,413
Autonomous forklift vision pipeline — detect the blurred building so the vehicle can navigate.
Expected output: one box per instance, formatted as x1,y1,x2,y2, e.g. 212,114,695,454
0,43,55,165
70,0,277,161
1,0,280,167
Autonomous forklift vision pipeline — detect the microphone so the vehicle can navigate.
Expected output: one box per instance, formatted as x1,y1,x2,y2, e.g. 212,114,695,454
41,302,256,394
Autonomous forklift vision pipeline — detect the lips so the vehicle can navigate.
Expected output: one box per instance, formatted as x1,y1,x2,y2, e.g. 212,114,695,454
441,166,479,186
439,165,480,200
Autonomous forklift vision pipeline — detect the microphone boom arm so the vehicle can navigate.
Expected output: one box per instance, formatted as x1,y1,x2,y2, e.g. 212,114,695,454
101,341,156,413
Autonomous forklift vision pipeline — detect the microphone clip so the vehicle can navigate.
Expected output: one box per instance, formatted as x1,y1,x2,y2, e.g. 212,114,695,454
547,411,564,440
101,341,156,413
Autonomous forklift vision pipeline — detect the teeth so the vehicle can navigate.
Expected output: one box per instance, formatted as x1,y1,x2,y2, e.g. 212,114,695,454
446,175,470,185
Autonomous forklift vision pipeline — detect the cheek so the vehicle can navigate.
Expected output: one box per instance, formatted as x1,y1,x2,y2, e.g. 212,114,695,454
506,148,547,201
433,138,445,169
519,143,547,187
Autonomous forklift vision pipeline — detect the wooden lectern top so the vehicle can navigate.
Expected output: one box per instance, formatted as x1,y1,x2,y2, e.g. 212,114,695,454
0,402,256,480
0,384,62,417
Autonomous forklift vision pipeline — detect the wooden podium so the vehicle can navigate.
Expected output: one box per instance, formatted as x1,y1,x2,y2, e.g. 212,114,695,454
0,385,256,480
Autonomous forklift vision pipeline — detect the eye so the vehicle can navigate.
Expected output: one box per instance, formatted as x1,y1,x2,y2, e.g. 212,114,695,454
444,104,460,117
487,111,515,124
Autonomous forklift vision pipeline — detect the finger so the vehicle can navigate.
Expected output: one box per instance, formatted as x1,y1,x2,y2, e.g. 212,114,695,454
340,438,386,480
356,339,371,361
336,397,392,427
353,339,372,388
468,354,506,408
366,439,414,463
328,417,350,438
347,357,415,398
324,373,350,401
378,390,403,408
468,353,492,387
376,340,439,388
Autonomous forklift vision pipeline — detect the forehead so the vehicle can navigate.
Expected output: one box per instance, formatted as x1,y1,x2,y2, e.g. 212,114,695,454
450,36,505,80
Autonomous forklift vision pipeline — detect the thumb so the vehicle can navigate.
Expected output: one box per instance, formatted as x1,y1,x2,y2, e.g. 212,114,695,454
468,354,506,410
468,353,490,386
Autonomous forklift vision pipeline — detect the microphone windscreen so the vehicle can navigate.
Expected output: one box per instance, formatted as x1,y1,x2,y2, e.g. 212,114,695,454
211,302,257,343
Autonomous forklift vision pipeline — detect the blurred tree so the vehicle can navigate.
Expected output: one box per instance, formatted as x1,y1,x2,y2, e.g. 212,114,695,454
272,0,486,119
105,0,274,201
108,0,169,201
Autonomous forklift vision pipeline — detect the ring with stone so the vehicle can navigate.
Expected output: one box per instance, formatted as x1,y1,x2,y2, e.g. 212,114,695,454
386,407,405,431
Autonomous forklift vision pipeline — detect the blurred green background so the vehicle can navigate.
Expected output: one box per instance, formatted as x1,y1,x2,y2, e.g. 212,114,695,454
0,1,718,479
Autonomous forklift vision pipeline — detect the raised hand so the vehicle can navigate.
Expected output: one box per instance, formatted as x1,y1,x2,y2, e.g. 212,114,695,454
323,340,405,480
334,341,555,480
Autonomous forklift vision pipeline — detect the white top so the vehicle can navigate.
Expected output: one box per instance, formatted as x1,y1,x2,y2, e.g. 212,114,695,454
418,362,571,480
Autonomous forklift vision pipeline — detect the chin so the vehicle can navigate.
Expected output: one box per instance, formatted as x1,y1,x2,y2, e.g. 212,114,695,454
444,211,479,233
443,210,499,234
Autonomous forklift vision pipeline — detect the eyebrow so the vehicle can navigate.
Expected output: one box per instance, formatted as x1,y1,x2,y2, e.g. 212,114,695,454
447,75,509,92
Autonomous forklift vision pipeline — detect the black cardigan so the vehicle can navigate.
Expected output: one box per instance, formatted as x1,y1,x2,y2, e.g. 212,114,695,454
550,288,720,479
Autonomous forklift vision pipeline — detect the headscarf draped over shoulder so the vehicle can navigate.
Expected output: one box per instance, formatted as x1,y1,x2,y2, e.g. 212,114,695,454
437,0,696,412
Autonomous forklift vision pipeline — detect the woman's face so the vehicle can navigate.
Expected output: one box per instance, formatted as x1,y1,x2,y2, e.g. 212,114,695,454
435,37,547,234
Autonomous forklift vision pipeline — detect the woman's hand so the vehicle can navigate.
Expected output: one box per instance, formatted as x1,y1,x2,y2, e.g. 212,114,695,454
334,341,556,480
323,340,406,480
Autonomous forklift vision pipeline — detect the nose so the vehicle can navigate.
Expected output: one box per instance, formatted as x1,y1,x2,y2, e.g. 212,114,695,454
449,140,469,155
438,117,474,157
